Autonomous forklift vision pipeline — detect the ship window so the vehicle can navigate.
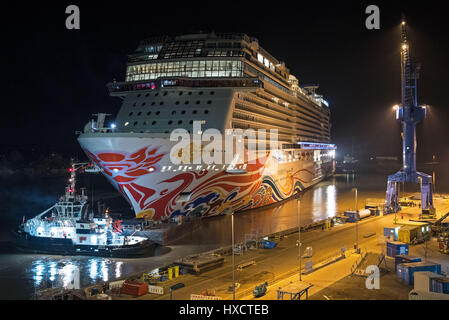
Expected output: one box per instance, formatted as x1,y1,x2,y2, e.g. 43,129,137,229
151,102,156,106
189,120,193,124
134,121,138,126
210,91,215,95
160,102,164,105
168,120,173,125
142,102,146,106
175,101,180,105
129,112,133,116
179,92,183,96
181,110,186,114
207,100,212,104
137,112,142,116
165,130,169,133
171,111,176,115
145,93,150,97
156,111,160,115
196,101,200,104
178,120,183,124
163,92,168,96
152,121,156,125
137,94,141,98
199,91,203,95
188,92,192,95
185,101,189,105
193,110,197,114
155,93,159,96
147,111,151,115
204,110,209,114
143,121,147,125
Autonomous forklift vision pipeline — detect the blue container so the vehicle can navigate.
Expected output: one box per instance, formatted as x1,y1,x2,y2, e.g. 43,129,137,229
394,255,421,271
261,241,277,249
431,278,449,294
386,241,409,258
343,211,358,223
397,262,442,285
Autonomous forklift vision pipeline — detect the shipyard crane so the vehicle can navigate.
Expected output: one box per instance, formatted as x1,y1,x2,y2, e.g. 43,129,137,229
384,18,434,215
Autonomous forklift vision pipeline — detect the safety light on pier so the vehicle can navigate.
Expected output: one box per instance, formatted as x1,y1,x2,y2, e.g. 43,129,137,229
401,21,406,26
402,44,408,50
110,123,117,129
393,105,399,111
68,168,73,172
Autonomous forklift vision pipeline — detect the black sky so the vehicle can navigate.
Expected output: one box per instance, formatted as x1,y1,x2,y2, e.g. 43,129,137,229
2,0,449,163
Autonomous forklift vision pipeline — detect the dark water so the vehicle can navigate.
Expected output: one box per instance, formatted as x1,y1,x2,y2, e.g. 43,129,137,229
0,168,447,299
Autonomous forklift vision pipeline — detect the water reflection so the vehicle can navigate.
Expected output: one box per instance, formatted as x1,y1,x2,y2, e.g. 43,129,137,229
29,257,127,292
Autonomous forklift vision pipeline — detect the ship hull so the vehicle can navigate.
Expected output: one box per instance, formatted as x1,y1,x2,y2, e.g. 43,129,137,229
78,133,335,221
12,228,157,258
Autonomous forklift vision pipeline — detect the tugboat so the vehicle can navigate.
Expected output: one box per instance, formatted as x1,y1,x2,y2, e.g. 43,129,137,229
13,162,156,258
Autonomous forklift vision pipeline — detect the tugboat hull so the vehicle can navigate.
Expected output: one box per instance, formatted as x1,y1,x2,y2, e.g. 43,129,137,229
12,228,157,258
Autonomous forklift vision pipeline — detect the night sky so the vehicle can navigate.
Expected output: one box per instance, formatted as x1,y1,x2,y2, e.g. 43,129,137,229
3,1,449,164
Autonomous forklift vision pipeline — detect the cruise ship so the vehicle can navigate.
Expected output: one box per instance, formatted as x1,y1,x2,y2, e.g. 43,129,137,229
77,33,336,221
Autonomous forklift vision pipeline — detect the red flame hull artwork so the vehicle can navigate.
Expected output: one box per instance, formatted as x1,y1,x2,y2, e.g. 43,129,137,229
79,135,335,221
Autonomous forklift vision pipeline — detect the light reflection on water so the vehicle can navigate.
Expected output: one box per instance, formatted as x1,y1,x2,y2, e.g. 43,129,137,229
29,257,124,292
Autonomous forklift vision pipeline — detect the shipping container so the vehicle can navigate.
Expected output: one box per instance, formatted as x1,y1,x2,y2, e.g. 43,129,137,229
397,262,442,285
430,277,449,294
384,226,400,240
409,290,449,300
413,271,443,292
398,226,421,244
386,241,409,258
120,280,148,296
394,255,421,271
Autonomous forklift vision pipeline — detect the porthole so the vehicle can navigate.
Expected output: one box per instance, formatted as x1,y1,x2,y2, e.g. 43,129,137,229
188,92,192,95
210,91,215,95
160,101,164,105
165,130,169,133
179,92,183,96
196,101,200,104
175,101,180,105
133,121,138,126
151,102,156,106
171,111,176,115
147,111,152,115
178,120,182,124
152,121,156,125
189,120,193,124
129,112,133,116
207,100,212,104
145,93,150,97
155,93,159,96
142,102,146,106
168,120,173,125
199,91,203,95
143,121,147,125
137,112,142,116
204,110,209,114
181,110,186,114
163,92,168,96
156,111,160,115
185,101,189,105
137,94,141,98
193,110,197,114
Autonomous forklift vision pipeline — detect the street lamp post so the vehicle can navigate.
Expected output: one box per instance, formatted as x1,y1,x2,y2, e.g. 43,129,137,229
298,199,302,281
352,188,359,253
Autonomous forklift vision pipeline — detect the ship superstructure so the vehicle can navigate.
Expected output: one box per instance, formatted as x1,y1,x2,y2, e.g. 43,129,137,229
78,33,336,221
